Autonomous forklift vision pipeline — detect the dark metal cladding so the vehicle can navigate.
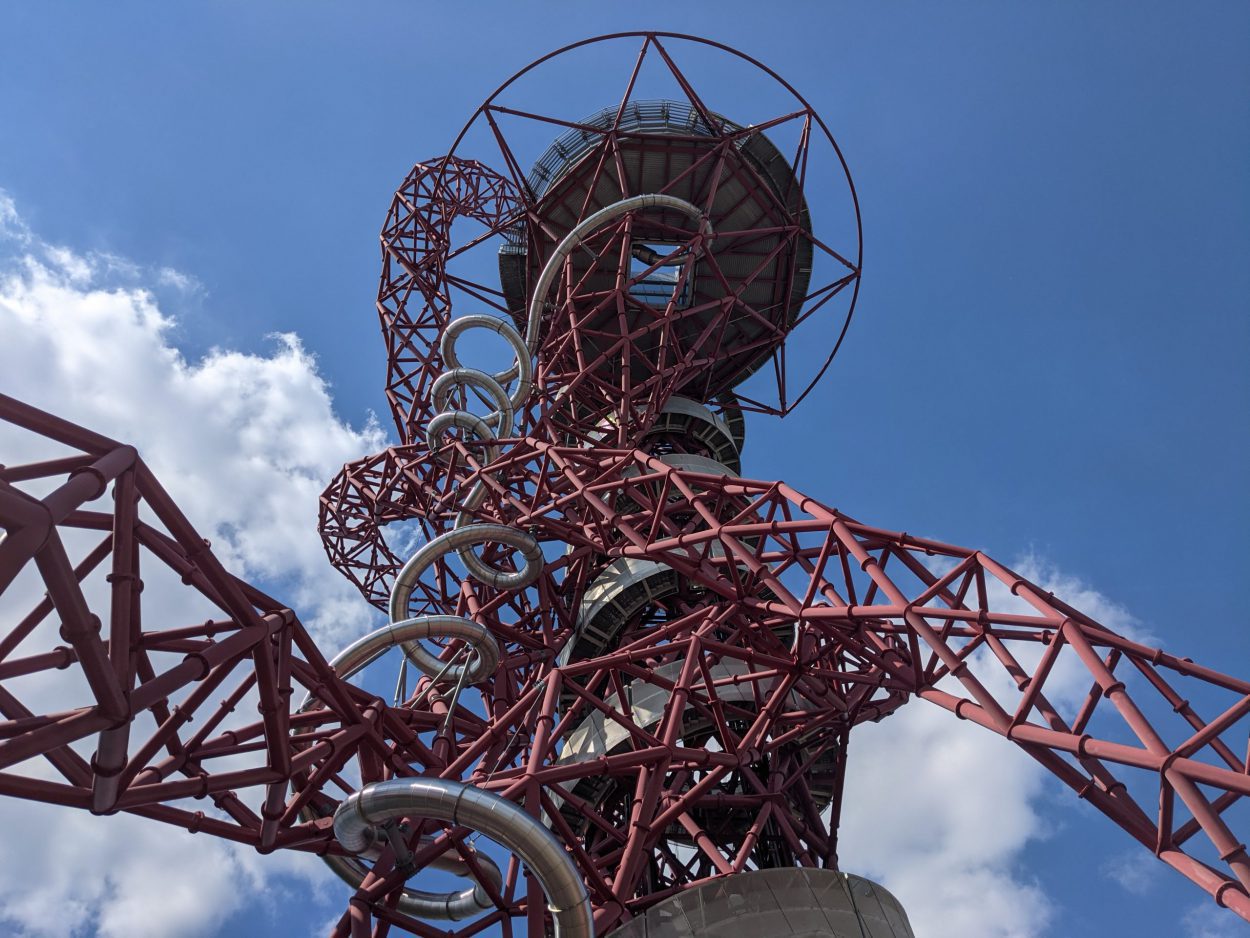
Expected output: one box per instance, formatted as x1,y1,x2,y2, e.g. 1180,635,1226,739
604,869,915,938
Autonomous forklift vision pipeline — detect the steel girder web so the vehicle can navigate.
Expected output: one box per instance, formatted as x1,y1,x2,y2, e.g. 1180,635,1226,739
377,157,525,445
502,449,1250,924
312,30,1250,938
349,422,1250,925
321,154,528,609
318,459,865,934
0,393,419,855
321,410,1250,930
320,443,442,611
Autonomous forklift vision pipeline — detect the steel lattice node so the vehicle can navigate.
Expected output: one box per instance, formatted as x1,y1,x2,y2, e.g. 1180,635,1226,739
0,29,1247,938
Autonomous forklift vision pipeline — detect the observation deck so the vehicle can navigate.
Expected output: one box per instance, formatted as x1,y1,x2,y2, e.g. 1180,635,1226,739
500,99,813,399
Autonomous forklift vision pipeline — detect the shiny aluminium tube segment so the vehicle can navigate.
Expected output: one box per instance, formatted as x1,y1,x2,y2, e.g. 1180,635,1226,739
522,193,713,361
389,522,544,618
335,778,595,938
292,615,505,920
307,614,502,692
438,313,533,422
322,835,504,922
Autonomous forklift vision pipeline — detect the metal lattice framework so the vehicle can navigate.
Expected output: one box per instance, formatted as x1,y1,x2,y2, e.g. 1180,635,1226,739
0,30,1246,938
0,395,420,851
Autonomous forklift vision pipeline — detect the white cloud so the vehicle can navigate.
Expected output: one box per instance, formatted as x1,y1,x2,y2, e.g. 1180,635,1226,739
841,694,1052,938
156,265,201,293
0,190,31,243
0,190,384,935
0,793,334,938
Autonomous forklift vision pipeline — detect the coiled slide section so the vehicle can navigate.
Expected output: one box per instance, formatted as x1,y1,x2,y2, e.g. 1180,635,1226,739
313,311,549,922
334,778,593,938
319,194,708,934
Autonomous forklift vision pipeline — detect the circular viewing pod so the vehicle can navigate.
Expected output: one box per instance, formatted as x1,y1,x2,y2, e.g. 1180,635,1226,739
558,557,682,667
554,656,839,832
604,868,915,938
557,545,777,666
499,99,813,399
617,453,740,515
580,394,745,464
638,396,744,473
558,540,778,677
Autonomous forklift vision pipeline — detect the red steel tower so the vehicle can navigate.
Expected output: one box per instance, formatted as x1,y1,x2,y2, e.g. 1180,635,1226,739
0,32,1247,938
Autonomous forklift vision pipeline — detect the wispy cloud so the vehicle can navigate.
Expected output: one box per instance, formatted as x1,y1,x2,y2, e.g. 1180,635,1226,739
156,265,202,293
1183,901,1245,938
0,190,32,243
1102,849,1162,897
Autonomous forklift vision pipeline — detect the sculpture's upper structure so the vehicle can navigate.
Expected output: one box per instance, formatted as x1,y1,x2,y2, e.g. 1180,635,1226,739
0,32,1246,938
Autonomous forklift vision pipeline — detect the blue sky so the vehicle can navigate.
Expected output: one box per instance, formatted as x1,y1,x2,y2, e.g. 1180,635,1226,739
0,3,1247,937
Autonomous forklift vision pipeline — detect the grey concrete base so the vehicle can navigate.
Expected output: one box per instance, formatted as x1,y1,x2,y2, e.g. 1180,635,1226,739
605,868,915,938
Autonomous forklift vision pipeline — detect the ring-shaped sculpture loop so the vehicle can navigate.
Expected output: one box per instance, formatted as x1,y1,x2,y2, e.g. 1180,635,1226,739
453,519,545,591
441,314,533,412
431,367,515,439
291,619,507,918
426,410,497,464
320,835,504,921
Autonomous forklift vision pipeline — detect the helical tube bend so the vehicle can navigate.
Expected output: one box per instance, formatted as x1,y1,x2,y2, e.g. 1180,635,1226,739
389,525,544,677
305,307,549,923
440,313,533,415
292,615,507,918
334,778,594,938
310,615,503,692
322,834,504,922
317,198,718,933
422,311,544,588
517,192,714,369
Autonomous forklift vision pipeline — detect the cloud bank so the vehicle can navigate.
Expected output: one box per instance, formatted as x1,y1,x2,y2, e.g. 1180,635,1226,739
0,190,384,937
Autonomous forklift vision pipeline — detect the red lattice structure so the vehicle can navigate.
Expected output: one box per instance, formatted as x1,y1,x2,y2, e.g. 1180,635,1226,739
1,30,1247,938
0,395,421,851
